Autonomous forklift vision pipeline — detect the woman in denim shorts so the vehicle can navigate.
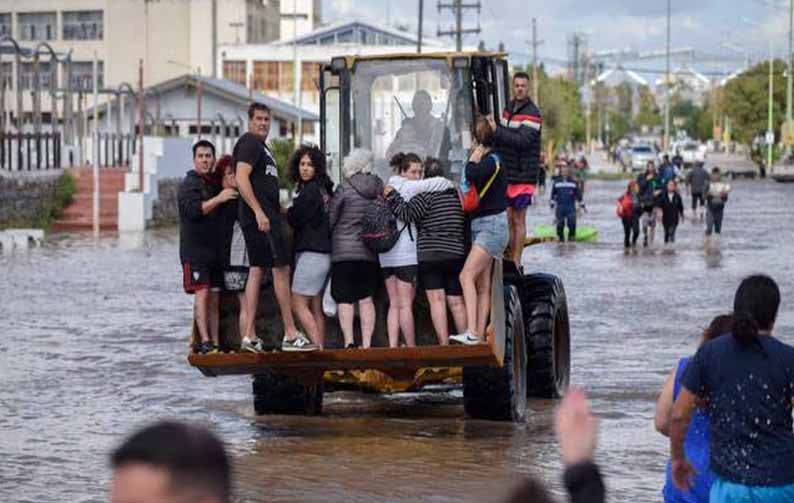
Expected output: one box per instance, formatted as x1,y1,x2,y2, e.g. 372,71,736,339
450,117,509,346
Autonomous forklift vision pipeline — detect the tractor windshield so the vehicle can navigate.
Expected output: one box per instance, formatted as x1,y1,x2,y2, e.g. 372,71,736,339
351,58,473,181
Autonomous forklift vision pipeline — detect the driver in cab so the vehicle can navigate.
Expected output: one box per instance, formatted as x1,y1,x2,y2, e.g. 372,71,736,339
386,90,445,160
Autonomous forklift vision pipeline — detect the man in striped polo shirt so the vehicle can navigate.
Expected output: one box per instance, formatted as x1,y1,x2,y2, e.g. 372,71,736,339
487,72,543,268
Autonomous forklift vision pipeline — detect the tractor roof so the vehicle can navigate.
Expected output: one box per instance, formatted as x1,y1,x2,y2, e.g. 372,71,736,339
336,50,508,69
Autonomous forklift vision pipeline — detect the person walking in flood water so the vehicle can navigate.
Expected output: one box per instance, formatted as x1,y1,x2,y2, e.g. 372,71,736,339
671,275,794,502
617,180,641,250
656,180,685,245
550,163,583,243
685,162,709,220
656,314,733,503
705,167,731,244
638,161,662,247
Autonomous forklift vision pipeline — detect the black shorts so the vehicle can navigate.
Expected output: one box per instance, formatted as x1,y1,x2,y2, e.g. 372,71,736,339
691,192,704,209
418,258,465,296
241,216,290,268
381,265,418,284
182,262,223,294
331,260,379,304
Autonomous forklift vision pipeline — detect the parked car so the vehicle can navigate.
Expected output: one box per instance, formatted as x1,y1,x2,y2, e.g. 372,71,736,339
630,144,658,172
679,142,706,168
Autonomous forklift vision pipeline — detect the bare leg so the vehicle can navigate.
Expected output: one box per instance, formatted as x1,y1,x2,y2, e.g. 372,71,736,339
242,267,263,341
425,289,448,345
384,276,400,347
208,290,220,346
475,261,493,340
194,289,211,344
447,295,467,335
510,207,528,266
272,266,298,338
310,294,326,349
359,297,376,348
396,278,416,347
292,292,320,345
338,303,355,347
459,246,495,338
236,292,247,346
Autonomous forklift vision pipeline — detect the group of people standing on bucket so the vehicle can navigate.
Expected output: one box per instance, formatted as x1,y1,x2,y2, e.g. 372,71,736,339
617,159,731,251
655,274,794,502
177,72,543,355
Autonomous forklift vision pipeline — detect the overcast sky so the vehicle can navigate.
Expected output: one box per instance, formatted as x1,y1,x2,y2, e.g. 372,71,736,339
324,0,790,76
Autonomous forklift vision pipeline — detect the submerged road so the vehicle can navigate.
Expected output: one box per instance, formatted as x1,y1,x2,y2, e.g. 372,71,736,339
1,178,792,502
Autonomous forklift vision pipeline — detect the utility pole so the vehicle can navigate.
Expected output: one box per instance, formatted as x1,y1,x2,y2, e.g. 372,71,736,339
417,0,424,54
768,40,775,172
92,52,100,238
437,0,481,52
211,0,218,78
787,0,793,148
664,0,671,151
530,18,544,105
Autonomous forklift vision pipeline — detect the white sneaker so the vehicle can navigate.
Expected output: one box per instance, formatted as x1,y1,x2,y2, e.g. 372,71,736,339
240,338,263,353
449,331,483,345
281,332,319,352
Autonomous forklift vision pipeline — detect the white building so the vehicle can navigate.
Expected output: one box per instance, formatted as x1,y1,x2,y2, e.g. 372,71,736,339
279,0,321,42
219,20,454,114
0,0,281,129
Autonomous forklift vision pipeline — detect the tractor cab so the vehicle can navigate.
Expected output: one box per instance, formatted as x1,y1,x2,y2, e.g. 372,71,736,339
320,52,510,184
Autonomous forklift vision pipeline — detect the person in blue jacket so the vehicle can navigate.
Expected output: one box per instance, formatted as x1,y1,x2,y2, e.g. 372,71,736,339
550,164,584,242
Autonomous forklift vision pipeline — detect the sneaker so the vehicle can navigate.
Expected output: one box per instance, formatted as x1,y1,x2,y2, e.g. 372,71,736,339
449,331,483,345
281,332,319,352
240,338,263,353
208,344,220,355
194,341,213,354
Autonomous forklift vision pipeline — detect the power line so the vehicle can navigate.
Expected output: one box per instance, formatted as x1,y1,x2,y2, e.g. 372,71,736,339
437,0,481,51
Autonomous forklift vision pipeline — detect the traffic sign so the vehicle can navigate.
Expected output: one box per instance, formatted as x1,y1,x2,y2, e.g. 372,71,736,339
765,131,775,145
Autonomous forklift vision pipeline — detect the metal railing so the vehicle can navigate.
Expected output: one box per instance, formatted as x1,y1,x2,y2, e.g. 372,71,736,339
0,131,61,171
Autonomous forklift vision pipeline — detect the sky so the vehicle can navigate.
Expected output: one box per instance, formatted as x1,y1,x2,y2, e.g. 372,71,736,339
324,0,791,78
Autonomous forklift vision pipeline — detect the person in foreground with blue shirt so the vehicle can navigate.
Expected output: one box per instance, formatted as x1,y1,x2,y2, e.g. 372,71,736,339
670,274,794,502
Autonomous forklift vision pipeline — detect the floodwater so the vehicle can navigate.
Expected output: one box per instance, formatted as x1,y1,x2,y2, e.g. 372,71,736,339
2,177,793,503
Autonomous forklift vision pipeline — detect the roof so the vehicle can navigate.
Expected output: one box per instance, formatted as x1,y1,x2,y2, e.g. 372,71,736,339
151,74,318,122
596,67,648,87
274,20,445,47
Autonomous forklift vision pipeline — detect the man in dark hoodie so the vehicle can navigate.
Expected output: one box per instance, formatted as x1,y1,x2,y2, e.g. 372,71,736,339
178,140,238,354
487,72,542,267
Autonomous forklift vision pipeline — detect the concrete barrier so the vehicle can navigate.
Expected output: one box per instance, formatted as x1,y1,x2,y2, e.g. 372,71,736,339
0,229,45,253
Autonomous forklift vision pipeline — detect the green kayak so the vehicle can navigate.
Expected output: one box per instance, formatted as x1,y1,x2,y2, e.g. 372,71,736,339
533,224,599,242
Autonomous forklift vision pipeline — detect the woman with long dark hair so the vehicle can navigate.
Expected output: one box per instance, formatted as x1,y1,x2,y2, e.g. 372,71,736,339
286,145,333,349
670,275,794,501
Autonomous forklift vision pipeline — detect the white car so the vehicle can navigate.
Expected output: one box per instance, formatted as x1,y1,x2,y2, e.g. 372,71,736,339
630,144,658,172
679,143,706,167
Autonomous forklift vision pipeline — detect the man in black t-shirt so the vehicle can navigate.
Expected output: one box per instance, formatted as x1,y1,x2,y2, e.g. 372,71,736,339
234,102,317,352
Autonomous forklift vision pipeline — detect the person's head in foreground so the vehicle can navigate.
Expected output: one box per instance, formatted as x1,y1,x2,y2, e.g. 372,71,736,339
733,274,780,345
110,421,231,503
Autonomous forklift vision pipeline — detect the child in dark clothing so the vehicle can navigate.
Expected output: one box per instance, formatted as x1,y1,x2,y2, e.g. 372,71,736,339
655,180,685,244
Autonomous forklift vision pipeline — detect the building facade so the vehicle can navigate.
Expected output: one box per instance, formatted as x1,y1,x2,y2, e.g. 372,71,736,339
0,0,281,129
279,0,321,42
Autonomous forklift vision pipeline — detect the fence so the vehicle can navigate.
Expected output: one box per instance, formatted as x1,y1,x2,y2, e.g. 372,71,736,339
0,132,62,172
85,133,137,168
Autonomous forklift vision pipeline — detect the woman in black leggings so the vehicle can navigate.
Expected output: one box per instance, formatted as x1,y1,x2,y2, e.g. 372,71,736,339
656,180,685,243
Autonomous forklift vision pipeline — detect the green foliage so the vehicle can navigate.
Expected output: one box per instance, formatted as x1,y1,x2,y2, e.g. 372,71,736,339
268,138,296,190
526,66,585,153
722,60,787,145
634,86,662,130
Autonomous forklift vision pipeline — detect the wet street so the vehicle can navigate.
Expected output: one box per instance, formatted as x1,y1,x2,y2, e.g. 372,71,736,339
2,178,793,503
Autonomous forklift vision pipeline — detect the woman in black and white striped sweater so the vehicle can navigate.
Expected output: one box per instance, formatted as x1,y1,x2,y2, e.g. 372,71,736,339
385,160,467,345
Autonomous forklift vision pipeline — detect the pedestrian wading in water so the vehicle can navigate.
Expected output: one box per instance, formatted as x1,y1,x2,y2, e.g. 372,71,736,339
617,180,641,250
671,275,794,501
655,180,684,244
705,167,731,242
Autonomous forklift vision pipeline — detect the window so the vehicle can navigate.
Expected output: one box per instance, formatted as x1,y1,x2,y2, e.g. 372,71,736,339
0,13,11,37
279,62,294,93
301,62,319,92
1,62,12,89
223,60,246,86
20,62,57,90
18,12,56,41
69,61,104,91
62,10,103,40
253,61,278,91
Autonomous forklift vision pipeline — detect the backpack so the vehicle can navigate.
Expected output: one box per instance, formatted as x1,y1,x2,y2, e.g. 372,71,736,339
347,180,402,254
461,153,501,213
616,193,633,218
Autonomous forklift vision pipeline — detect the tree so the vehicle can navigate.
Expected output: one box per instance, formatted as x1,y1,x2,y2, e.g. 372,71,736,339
722,60,786,145
634,86,661,130
523,66,585,155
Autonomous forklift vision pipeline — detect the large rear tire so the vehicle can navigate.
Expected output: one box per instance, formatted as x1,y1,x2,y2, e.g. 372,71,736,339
463,285,528,421
252,370,324,415
515,274,571,398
